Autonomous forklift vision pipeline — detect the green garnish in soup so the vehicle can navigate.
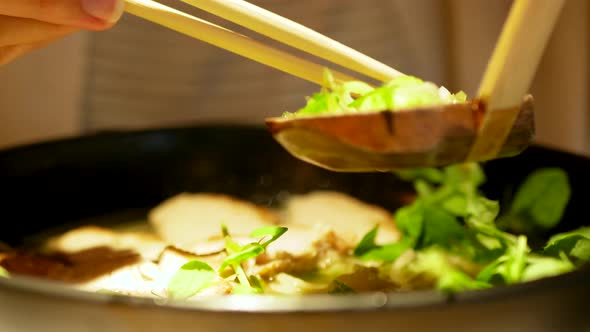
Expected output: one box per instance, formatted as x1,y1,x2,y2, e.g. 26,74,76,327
1,165,588,300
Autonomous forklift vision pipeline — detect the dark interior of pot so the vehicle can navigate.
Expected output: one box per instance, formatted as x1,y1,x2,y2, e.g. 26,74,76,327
1,125,588,243
0,125,589,312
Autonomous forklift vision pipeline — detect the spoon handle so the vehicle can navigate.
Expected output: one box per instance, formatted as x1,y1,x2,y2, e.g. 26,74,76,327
467,0,565,161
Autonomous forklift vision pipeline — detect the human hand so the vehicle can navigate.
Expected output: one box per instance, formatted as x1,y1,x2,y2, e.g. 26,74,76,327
0,0,124,65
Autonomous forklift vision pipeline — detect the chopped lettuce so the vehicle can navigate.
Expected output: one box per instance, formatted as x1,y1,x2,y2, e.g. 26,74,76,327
284,69,467,118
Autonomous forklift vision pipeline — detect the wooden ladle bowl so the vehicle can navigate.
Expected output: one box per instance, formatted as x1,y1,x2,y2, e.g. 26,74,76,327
265,95,534,172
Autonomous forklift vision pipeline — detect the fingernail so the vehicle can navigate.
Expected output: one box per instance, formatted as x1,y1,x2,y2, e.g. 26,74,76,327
82,0,125,23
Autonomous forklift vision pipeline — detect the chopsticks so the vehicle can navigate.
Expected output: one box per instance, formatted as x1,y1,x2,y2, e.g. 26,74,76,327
124,0,404,86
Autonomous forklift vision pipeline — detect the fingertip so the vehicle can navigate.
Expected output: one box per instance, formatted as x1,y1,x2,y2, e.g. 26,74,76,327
81,0,125,24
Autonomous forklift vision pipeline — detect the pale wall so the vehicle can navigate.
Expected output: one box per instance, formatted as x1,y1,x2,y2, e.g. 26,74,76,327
0,1,588,156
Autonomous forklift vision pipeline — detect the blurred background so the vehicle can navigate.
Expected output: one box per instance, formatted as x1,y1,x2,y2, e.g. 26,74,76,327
0,0,588,156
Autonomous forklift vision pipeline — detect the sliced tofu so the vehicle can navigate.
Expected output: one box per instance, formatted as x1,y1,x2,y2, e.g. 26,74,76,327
282,191,400,247
43,226,166,261
149,193,277,248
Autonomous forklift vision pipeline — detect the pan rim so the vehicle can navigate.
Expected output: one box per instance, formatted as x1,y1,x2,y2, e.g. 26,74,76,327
1,267,588,313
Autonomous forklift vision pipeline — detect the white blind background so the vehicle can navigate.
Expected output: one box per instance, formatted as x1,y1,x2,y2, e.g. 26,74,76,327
1,0,587,156
82,0,449,130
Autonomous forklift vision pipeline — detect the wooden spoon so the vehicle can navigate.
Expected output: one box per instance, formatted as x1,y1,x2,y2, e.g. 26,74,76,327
265,0,565,172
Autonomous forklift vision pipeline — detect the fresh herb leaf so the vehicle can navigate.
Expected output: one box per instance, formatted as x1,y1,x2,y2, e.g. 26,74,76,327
419,205,466,249
444,163,486,191
394,202,425,247
0,266,9,278
167,260,216,300
250,226,288,248
249,275,265,292
353,226,379,256
221,224,230,237
522,255,575,282
410,249,490,292
224,236,243,255
366,163,579,292
544,227,590,262
466,196,500,227
220,225,288,292
477,236,529,284
232,275,264,295
464,196,515,247
395,201,465,250
361,239,412,262
396,168,445,184
221,223,243,254
438,269,491,293
220,243,264,272
509,168,570,230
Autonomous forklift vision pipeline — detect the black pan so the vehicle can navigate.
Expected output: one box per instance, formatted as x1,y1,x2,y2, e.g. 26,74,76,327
0,125,589,332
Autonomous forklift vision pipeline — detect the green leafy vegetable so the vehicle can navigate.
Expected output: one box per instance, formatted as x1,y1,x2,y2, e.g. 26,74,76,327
408,249,490,293
0,266,9,278
544,227,590,262
394,202,425,246
250,226,288,248
221,225,288,272
353,225,379,256
360,240,412,262
522,255,575,282
220,243,264,271
419,205,466,249
167,260,217,300
284,69,467,118
354,161,582,293
505,168,571,230
220,225,288,294
232,275,265,295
